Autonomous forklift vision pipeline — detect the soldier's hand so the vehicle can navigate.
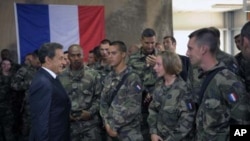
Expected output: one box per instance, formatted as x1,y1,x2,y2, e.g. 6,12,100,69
105,124,118,137
79,110,91,120
146,55,156,67
151,134,163,141
144,93,152,104
70,114,77,121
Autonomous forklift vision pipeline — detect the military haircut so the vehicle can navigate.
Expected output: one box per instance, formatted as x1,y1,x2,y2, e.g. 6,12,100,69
92,45,101,60
100,39,111,45
38,42,63,64
1,48,11,60
32,49,39,58
141,28,156,39
68,44,82,50
189,28,219,55
208,26,220,38
241,21,250,41
110,40,127,53
208,26,221,48
158,51,182,75
63,51,68,54
234,34,240,39
163,35,176,44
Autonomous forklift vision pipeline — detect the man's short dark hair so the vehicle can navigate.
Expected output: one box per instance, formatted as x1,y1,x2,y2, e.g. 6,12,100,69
110,41,127,53
38,42,63,64
189,28,219,55
241,21,250,41
163,35,176,44
141,28,156,39
100,39,111,45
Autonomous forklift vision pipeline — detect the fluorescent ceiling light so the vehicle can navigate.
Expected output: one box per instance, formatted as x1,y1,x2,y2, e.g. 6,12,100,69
212,4,242,9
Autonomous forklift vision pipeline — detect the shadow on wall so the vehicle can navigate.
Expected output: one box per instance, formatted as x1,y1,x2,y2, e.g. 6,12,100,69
154,0,173,41
8,43,18,63
106,0,147,46
106,0,172,47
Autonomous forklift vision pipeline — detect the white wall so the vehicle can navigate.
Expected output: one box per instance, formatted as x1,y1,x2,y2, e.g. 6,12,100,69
173,12,224,55
232,9,247,55
173,11,247,56
233,9,247,28
173,12,224,30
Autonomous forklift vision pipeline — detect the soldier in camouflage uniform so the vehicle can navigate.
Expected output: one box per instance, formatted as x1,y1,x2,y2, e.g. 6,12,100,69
0,59,15,141
92,39,112,83
187,28,250,140
11,51,40,141
209,27,239,74
59,44,102,141
100,41,143,141
190,27,240,105
234,34,243,65
148,51,195,141
240,21,250,93
127,28,158,141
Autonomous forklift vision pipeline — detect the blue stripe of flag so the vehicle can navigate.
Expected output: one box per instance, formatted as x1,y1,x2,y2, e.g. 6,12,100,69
16,4,50,63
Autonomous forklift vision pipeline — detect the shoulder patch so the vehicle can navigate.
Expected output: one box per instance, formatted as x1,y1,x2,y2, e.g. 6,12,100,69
185,101,195,111
134,82,142,93
228,93,238,102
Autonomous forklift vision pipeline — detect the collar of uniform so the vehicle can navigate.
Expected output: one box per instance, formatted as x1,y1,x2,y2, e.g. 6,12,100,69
198,62,224,79
140,47,157,56
63,65,85,78
111,66,130,79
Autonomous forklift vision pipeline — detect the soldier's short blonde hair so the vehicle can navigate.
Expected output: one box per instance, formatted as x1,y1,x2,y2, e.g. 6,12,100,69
158,51,182,75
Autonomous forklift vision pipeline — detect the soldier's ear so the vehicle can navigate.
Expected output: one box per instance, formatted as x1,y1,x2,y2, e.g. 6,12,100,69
201,45,209,55
122,52,126,58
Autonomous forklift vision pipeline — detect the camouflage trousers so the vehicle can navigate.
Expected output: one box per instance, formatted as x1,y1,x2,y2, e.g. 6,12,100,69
141,113,150,141
70,121,102,141
0,109,15,141
17,104,31,141
195,131,229,141
117,126,143,141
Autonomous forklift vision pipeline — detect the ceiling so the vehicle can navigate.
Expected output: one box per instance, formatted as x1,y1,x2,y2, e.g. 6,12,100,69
173,0,243,12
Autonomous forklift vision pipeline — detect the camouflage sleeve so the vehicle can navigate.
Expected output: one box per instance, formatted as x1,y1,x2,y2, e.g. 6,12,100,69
148,88,162,134
219,72,250,124
88,71,102,116
11,67,30,91
108,73,142,131
186,63,194,90
165,93,196,141
100,77,111,124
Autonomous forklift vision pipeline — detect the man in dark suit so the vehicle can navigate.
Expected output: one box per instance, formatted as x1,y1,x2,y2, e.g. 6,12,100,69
163,35,192,82
28,42,71,141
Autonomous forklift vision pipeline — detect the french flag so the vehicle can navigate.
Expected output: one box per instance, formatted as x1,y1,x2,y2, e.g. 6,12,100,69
14,3,105,63
228,93,238,102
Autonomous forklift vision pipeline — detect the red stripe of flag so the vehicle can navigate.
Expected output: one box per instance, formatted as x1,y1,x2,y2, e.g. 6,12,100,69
78,6,105,62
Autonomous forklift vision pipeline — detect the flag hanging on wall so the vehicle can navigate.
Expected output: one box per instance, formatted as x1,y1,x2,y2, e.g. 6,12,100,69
14,3,105,63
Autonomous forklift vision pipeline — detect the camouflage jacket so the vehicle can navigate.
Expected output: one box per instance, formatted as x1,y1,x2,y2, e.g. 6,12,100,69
0,74,13,109
195,62,250,140
11,65,38,99
148,76,195,141
238,58,250,93
127,48,157,92
92,61,112,84
216,50,239,74
100,67,143,132
59,65,102,125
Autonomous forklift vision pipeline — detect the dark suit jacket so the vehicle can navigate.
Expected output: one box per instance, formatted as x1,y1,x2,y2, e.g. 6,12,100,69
179,54,191,82
29,68,71,141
